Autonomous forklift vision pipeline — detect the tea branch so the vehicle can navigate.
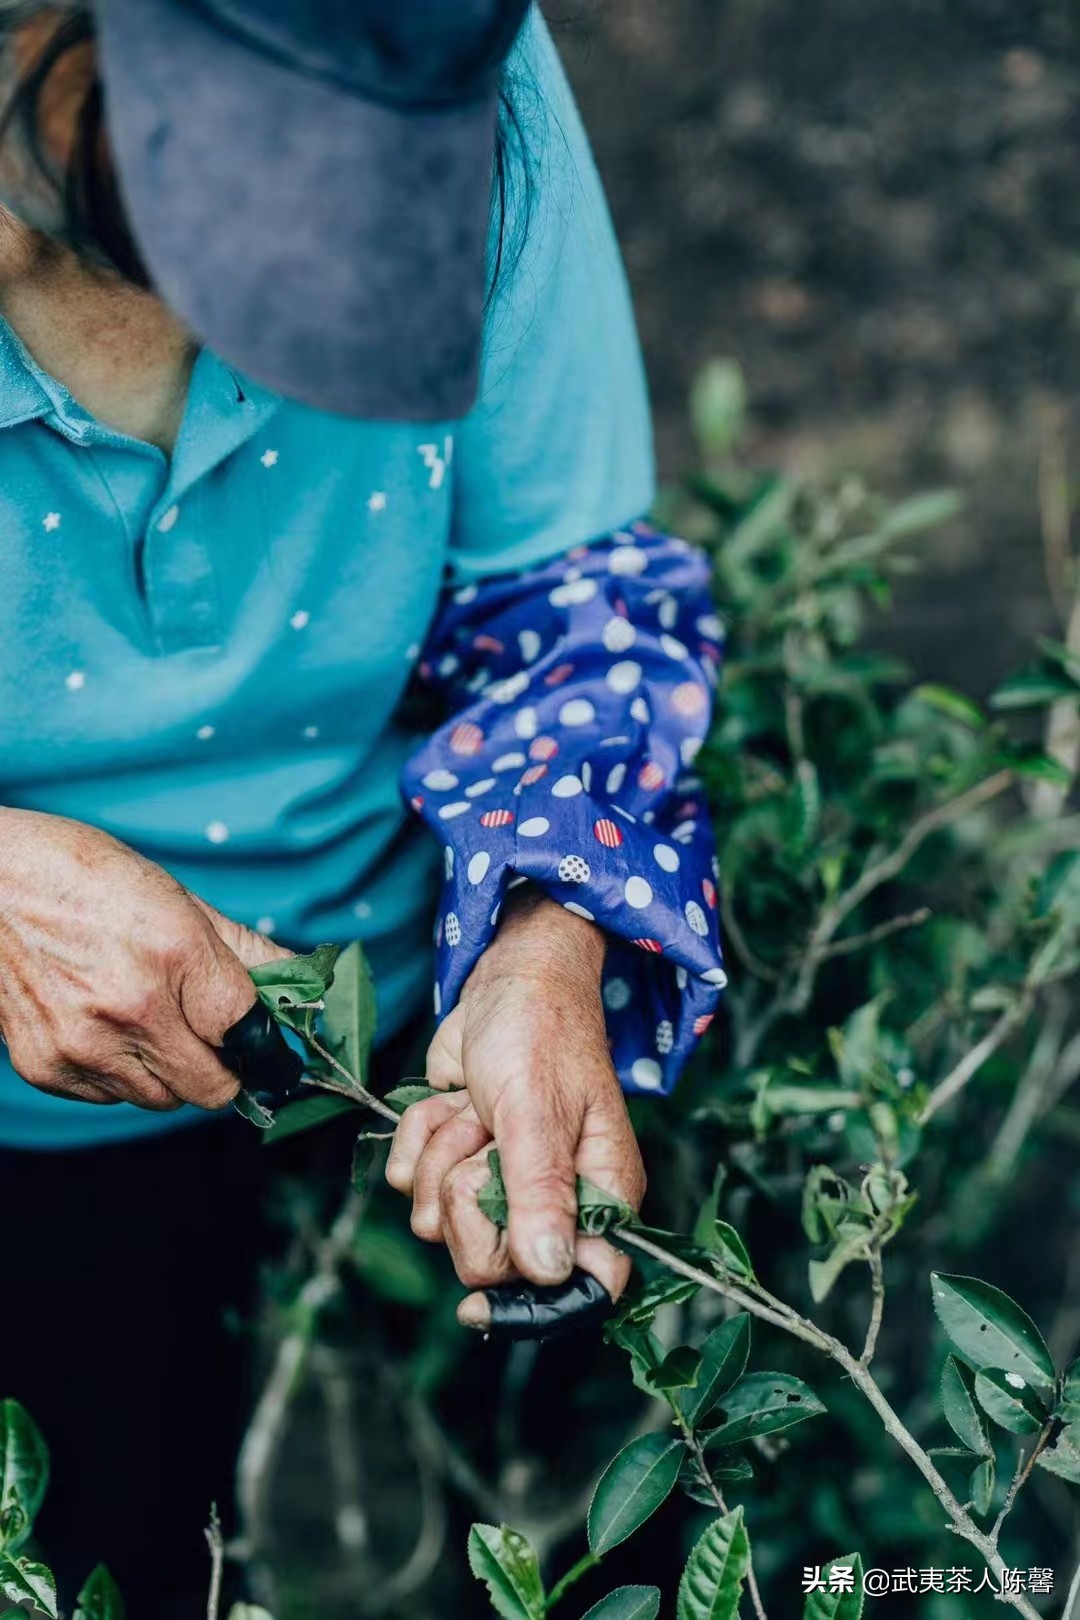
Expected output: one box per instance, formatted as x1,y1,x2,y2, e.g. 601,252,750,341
304,1036,400,1124
918,982,1038,1126
614,1227,1042,1620
989,1424,1056,1549
737,769,1015,1067
205,1504,224,1620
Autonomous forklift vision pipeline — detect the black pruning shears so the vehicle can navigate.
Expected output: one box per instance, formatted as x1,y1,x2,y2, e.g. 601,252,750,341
219,1001,306,1110
218,1008,614,1342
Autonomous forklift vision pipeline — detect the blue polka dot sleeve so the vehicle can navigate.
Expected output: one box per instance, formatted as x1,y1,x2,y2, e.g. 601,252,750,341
401,522,729,1096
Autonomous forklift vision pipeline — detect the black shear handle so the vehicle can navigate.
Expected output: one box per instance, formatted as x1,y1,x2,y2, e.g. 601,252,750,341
482,1269,613,1342
219,1002,306,1108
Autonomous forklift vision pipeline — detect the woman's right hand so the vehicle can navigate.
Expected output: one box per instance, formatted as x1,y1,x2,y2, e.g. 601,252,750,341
0,808,289,1110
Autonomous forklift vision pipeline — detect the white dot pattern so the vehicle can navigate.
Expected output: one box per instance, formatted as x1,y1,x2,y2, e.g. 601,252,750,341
399,523,727,1095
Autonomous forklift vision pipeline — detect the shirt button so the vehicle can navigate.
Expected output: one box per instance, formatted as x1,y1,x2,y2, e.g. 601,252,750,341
158,504,180,533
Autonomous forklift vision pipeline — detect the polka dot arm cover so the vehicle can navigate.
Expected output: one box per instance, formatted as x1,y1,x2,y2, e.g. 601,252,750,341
401,522,729,1096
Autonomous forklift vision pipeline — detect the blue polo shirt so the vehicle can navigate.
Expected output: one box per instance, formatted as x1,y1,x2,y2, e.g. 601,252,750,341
0,9,654,1148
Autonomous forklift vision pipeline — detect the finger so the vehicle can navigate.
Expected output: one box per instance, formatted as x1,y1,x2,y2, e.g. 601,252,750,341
440,1144,516,1289
574,1234,631,1302
576,1093,648,1214
30,1068,122,1107
495,1084,581,1287
385,1089,474,1195
410,1104,492,1242
138,1024,241,1110
190,897,295,970
164,929,262,1107
424,1010,465,1091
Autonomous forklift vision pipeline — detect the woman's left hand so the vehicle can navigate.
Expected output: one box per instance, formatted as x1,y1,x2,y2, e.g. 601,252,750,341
385,887,646,1329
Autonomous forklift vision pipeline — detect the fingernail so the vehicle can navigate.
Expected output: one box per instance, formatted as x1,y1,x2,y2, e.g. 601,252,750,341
458,1292,491,1331
531,1232,575,1283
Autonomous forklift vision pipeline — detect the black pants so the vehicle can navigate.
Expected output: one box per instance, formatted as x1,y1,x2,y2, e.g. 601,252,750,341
1,1117,269,1617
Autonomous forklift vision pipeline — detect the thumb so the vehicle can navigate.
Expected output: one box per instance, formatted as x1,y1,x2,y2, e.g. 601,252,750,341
190,896,295,970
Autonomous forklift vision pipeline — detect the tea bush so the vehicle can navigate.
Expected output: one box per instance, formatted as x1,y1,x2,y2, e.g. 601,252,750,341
6,364,1080,1618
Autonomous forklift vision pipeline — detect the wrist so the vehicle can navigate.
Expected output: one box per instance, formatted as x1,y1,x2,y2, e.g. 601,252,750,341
469,882,606,993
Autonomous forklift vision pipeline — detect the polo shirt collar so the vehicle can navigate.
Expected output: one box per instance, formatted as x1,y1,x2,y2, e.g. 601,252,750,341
0,314,283,487
0,316,50,431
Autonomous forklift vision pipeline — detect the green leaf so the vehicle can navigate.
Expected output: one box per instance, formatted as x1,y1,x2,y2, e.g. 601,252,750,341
678,1451,751,1507
712,1223,754,1280
703,1372,826,1447
0,1556,57,1618
803,1553,865,1620
74,1565,126,1620
475,1152,634,1237
941,1357,990,1457
1002,747,1073,787
232,1089,276,1130
1036,1423,1080,1485
930,1274,1055,1392
577,1177,635,1237
615,1270,700,1327
477,1149,508,1228
678,1315,752,1428
646,1347,701,1394
690,360,747,459
693,1166,726,1252
383,1082,456,1114
912,684,984,729
676,1508,750,1620
250,943,340,1004
587,1435,684,1557
0,1401,48,1551
991,668,1080,710
974,1368,1047,1435
352,1221,439,1308
1058,1356,1080,1423
319,940,377,1091
970,1455,995,1515
466,1525,545,1620
881,489,962,539
227,1609,276,1620
263,1091,354,1144
581,1590,661,1620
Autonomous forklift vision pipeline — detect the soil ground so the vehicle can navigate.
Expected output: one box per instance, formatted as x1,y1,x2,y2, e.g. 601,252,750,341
556,0,1080,691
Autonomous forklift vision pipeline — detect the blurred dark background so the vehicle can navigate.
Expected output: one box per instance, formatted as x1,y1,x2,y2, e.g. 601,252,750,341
552,0,1080,691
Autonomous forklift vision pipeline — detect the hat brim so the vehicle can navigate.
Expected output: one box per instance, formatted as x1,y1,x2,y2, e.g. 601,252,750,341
98,0,499,420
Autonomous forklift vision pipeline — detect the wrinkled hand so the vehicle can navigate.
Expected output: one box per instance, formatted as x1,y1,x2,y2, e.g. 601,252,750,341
386,887,646,1328
0,808,290,1110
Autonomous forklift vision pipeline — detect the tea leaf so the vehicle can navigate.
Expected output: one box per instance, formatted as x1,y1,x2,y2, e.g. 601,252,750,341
467,1525,545,1620
587,1434,684,1557
676,1508,750,1620
0,1401,48,1552
940,1357,990,1457
320,940,377,1091
678,1315,752,1427
970,1456,996,1515
74,1565,125,1620
0,1556,57,1618
930,1274,1055,1392
973,1368,1047,1435
703,1372,826,1447
1036,1423,1080,1485
233,1089,276,1130
803,1554,865,1620
581,1589,661,1620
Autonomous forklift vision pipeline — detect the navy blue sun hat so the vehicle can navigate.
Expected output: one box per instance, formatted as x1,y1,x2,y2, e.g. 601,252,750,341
95,0,532,420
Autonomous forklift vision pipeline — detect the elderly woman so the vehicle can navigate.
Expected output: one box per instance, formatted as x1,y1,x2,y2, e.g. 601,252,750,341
0,0,725,1609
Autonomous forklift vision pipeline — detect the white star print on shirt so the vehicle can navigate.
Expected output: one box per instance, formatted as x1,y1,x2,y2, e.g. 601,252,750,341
42,513,61,532
260,449,279,468
368,491,388,513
